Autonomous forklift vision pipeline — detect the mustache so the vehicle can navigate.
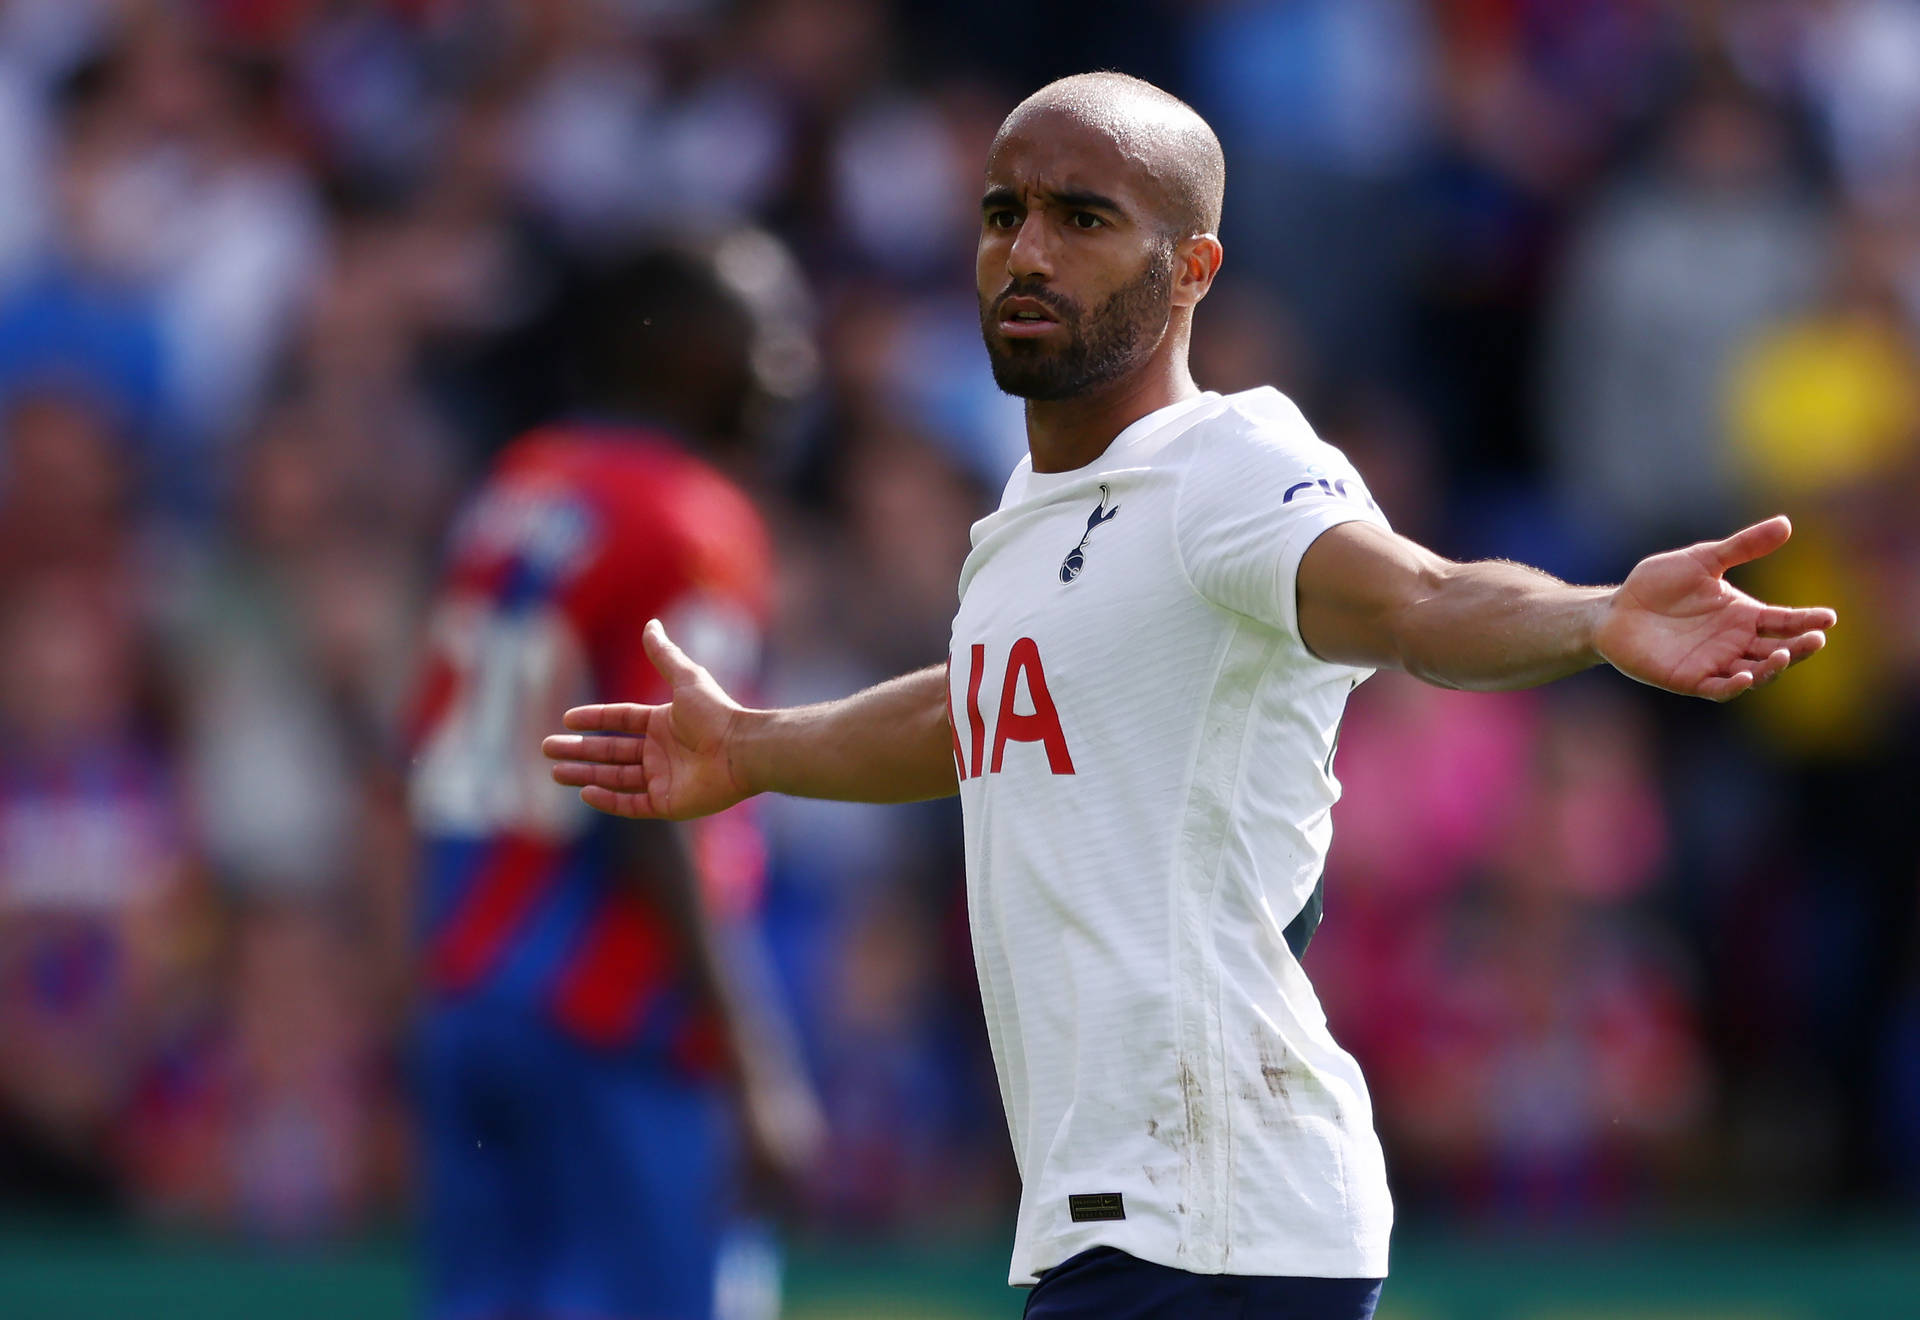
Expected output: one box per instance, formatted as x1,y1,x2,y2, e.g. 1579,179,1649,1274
988,282,1077,321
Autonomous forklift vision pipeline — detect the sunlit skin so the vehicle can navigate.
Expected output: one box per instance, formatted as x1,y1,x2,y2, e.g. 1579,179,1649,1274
543,81,1838,825
977,105,1223,473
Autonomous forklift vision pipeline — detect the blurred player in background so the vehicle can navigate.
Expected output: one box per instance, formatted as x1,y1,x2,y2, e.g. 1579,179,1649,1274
408,233,822,1320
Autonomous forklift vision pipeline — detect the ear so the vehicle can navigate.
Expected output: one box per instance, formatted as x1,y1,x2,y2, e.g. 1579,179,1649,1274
1171,234,1223,310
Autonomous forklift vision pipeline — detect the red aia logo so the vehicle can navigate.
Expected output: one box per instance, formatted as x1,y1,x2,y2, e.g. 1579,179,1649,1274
948,638,1075,780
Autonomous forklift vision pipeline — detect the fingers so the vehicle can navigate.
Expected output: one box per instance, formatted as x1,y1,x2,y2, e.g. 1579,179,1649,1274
551,758,668,818
1705,515,1792,573
549,759,648,791
1707,633,1825,701
561,703,653,733
580,785,659,818
1700,649,1788,701
542,732,644,764
1697,671,1757,702
1756,604,1838,636
642,619,704,688
560,622,711,739
1742,631,1826,667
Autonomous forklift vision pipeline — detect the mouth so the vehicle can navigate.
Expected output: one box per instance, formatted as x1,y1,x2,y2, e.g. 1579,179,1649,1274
996,295,1062,339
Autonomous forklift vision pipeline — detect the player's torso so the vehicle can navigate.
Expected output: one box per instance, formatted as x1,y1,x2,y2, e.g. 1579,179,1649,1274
949,458,1225,951
408,428,767,1052
413,431,765,842
950,403,1392,1283
950,445,1251,1267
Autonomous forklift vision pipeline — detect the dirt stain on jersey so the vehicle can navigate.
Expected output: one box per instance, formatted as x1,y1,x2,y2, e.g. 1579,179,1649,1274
1174,1057,1208,1218
1179,1060,1204,1122
1146,1113,1187,1151
1248,1023,1332,1130
1177,1060,1208,1161
1260,1054,1292,1102
1142,1161,1177,1189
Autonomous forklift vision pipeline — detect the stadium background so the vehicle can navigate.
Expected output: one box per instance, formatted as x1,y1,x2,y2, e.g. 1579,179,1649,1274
0,0,1915,1316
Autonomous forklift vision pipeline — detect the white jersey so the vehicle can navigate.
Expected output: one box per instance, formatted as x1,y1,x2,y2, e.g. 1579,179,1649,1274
948,387,1394,1286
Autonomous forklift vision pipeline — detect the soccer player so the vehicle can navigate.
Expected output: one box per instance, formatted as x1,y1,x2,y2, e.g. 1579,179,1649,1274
409,236,820,1320
543,76,1835,1319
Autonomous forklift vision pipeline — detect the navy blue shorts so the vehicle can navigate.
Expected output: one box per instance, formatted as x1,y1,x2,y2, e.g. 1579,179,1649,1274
1023,1247,1383,1320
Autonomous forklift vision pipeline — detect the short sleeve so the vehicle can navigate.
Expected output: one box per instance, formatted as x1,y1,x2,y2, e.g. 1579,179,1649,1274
1172,392,1391,646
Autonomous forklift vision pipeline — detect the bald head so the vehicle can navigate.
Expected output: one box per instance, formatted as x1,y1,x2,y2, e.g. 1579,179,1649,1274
993,72,1224,237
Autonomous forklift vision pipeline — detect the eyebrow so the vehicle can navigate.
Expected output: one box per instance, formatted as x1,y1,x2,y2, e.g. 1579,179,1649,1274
980,185,1128,216
1051,189,1124,214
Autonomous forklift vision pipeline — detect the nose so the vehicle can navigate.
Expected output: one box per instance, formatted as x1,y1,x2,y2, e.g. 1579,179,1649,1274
1007,212,1054,282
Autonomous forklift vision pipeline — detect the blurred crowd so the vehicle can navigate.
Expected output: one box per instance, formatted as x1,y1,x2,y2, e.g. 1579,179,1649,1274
0,0,1916,1248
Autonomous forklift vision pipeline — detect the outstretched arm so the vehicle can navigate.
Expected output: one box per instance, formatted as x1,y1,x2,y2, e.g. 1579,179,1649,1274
1297,515,1835,700
543,619,957,820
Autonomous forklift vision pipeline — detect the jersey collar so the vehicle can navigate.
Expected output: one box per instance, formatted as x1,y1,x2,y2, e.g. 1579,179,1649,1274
1017,390,1225,498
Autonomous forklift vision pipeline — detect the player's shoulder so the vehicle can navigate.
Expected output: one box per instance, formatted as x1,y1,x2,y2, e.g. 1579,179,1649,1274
1176,386,1357,479
458,424,766,586
591,432,772,606
505,422,683,495
475,426,644,519
1203,386,1320,450
508,424,759,529
1167,387,1387,530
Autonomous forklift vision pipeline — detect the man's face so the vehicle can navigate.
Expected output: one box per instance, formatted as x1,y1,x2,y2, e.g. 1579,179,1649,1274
976,109,1177,401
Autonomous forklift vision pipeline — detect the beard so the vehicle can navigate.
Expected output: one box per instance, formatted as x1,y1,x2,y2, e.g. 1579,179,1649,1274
980,243,1175,401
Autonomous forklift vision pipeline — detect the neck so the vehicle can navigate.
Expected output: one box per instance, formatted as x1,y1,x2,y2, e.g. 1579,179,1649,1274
1024,343,1199,474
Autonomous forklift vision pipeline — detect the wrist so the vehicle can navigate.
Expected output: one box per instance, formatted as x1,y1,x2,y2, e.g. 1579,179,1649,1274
1582,585,1619,668
725,706,777,799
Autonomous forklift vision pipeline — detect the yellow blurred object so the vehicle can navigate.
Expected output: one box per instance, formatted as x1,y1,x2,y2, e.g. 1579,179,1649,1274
1726,314,1919,493
1732,525,1881,758
1722,310,1918,758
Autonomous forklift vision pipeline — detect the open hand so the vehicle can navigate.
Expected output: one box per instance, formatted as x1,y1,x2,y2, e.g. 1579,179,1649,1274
1596,516,1836,702
543,620,753,819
